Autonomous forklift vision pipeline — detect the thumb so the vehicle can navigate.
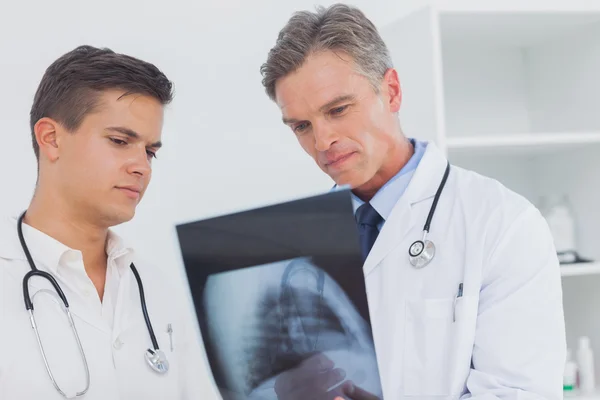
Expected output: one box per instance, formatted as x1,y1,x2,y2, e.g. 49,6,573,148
342,381,381,400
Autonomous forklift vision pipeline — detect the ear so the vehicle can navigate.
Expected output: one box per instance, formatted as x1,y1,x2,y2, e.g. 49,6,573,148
381,68,402,113
34,117,61,162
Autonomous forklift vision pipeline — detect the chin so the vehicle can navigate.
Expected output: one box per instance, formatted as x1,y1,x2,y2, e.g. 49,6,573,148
118,208,136,224
101,206,136,227
332,174,368,190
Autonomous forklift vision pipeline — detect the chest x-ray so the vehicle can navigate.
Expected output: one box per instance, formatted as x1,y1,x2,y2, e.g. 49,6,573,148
202,257,381,398
176,190,384,399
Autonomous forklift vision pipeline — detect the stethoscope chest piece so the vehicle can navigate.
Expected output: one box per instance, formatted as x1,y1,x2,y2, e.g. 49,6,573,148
409,239,435,269
145,348,169,374
407,161,450,270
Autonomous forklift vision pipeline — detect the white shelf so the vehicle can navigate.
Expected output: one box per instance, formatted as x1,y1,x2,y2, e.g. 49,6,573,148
438,12,600,140
561,262,600,278
567,390,600,400
446,132,600,156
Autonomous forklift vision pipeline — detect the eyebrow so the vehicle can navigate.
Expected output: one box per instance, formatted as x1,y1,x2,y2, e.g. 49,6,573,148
106,126,162,148
318,94,355,113
281,94,356,125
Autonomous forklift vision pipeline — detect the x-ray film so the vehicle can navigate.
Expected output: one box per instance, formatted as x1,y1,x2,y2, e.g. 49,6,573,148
176,189,384,400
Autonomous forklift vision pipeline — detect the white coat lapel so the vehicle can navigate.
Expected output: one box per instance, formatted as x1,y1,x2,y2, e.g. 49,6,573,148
363,196,414,276
363,143,450,276
111,265,144,341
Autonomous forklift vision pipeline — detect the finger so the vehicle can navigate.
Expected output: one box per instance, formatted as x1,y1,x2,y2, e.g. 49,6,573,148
350,386,380,400
276,367,345,397
301,353,335,371
341,381,381,400
277,353,334,392
275,361,335,394
276,381,344,400
314,368,346,390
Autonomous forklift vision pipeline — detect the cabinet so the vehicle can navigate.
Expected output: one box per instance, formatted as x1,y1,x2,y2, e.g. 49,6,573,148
381,1,600,396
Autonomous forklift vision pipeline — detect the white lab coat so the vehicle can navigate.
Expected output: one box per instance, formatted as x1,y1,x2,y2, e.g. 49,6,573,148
0,217,217,400
364,142,566,399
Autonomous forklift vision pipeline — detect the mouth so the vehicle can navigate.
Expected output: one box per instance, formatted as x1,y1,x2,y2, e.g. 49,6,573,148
325,152,357,168
116,186,141,200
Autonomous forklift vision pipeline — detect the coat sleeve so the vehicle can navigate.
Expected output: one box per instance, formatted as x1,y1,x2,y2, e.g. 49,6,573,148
462,206,567,399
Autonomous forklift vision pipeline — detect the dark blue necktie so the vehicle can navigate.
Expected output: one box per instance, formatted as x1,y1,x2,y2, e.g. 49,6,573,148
355,203,383,262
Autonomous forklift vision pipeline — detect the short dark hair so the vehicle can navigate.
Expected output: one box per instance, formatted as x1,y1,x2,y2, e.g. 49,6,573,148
29,45,174,160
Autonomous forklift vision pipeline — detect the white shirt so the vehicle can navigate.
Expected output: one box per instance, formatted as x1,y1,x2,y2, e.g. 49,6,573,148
0,214,218,399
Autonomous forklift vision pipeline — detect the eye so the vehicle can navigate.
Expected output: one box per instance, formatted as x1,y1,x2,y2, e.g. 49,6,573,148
330,105,348,116
293,122,310,134
109,137,127,145
146,150,157,160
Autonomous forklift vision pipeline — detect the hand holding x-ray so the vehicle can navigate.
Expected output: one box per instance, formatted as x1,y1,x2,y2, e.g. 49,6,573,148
273,352,380,400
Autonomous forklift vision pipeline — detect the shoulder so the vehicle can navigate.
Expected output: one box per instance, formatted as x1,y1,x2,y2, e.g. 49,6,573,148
0,214,28,281
108,226,192,311
450,165,540,231
0,213,21,260
449,165,556,276
129,251,194,313
451,165,533,215
449,165,551,259
130,253,186,292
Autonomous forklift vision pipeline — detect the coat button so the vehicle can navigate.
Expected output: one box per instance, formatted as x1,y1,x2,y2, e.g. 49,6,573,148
113,338,123,350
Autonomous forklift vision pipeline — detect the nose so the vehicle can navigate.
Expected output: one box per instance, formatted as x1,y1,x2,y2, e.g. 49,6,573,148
313,123,338,152
126,147,152,177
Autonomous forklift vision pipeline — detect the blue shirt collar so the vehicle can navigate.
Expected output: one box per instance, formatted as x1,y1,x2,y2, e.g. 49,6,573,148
351,139,427,221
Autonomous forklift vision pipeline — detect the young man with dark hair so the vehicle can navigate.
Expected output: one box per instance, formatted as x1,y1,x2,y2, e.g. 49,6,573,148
0,45,208,399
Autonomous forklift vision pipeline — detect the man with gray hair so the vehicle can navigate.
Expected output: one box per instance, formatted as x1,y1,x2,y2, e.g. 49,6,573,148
259,3,566,400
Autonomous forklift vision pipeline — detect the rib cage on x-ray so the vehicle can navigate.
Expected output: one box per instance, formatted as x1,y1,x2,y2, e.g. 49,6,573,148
243,258,381,398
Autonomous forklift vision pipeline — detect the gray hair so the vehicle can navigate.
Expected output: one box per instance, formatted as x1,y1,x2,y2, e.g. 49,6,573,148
260,3,393,101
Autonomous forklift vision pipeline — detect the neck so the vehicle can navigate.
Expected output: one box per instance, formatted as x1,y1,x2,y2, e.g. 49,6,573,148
353,136,414,202
24,186,109,276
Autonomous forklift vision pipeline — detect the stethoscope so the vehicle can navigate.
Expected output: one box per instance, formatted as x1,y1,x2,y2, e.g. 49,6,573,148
408,161,451,269
17,211,169,399
406,162,463,322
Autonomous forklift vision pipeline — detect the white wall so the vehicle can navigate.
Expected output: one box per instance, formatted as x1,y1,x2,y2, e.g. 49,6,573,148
0,0,428,395
0,0,428,273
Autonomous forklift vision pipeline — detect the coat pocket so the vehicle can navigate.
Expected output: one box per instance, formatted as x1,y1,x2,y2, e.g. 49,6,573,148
403,296,477,397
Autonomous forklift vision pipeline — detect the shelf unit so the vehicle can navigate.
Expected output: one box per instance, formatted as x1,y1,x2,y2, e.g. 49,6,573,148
569,391,600,400
381,0,600,393
562,263,600,278
446,132,600,156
